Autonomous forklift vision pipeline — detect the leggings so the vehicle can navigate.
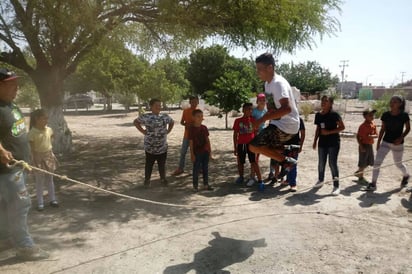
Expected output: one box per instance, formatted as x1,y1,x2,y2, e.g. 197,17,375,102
372,141,409,183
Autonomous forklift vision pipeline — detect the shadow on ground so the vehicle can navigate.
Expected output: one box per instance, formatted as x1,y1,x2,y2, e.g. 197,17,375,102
163,232,266,274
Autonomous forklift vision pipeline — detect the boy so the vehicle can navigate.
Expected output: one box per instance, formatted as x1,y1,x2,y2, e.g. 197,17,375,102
279,117,305,192
249,93,267,185
172,95,199,176
134,98,174,188
354,109,378,184
249,53,299,172
233,103,263,188
189,109,213,192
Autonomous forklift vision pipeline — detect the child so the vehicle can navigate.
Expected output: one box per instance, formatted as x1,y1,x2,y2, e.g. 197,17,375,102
354,109,378,184
189,109,213,192
363,95,410,191
233,103,263,188
312,95,345,196
28,109,58,211
134,98,174,188
172,95,199,176
249,93,267,185
279,117,305,192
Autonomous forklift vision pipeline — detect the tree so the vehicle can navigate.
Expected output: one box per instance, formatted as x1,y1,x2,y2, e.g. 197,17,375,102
0,0,341,152
205,71,252,129
277,61,339,94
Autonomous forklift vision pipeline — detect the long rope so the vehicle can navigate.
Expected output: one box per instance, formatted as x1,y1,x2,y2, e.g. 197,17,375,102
9,158,412,209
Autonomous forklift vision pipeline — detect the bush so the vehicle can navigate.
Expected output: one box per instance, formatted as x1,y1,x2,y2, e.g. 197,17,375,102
299,102,314,121
207,105,221,116
372,93,391,118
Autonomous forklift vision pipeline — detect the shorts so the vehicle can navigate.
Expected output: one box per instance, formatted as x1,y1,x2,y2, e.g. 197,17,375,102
250,124,294,149
358,144,374,168
237,144,256,164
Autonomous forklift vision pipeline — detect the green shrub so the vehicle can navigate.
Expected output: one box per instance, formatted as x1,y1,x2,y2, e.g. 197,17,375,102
299,102,314,121
372,93,391,118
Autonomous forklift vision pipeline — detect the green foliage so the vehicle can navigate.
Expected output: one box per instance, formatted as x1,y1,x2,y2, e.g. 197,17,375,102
204,71,252,128
372,93,391,119
15,84,40,110
299,102,314,122
277,61,339,94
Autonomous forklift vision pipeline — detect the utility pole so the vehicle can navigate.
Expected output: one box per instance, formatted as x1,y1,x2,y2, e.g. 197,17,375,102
400,71,406,86
339,60,349,98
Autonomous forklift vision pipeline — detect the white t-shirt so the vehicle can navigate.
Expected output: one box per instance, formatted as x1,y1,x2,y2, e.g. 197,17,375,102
264,74,300,134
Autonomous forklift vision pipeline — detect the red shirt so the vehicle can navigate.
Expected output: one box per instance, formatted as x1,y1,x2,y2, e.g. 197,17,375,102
233,116,256,144
357,121,377,145
188,124,209,155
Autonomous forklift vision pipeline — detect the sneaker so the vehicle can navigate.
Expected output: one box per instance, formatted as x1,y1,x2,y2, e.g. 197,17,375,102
235,176,244,184
37,205,44,211
246,178,256,187
406,186,412,193
289,185,297,192
361,183,376,192
401,175,410,187
143,180,150,188
313,181,324,188
204,185,214,191
172,168,183,176
193,187,199,193
266,172,274,181
16,246,49,261
331,187,340,196
356,177,369,185
161,179,168,186
49,201,59,208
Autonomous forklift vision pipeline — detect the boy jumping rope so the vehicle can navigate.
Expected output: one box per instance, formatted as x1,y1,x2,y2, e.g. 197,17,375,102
249,53,299,181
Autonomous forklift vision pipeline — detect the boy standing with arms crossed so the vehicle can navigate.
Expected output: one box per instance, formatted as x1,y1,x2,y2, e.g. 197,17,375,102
189,109,213,192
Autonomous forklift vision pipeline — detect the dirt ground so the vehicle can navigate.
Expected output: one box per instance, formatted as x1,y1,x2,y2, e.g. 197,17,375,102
0,100,411,274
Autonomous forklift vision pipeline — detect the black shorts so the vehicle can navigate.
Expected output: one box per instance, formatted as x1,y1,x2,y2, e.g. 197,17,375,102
358,144,374,168
237,144,256,164
250,124,294,149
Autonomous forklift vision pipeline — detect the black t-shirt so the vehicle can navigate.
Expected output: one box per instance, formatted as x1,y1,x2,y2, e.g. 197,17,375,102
285,118,305,145
381,111,410,144
0,101,30,174
314,110,341,148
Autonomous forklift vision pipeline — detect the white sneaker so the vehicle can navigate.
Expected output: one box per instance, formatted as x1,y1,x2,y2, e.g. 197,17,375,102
332,187,340,196
246,178,255,187
313,181,324,188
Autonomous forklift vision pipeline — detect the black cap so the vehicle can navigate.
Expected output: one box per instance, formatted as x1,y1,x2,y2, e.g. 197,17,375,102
0,68,18,82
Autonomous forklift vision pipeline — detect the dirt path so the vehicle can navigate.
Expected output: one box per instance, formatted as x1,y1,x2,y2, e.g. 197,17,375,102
1,102,411,274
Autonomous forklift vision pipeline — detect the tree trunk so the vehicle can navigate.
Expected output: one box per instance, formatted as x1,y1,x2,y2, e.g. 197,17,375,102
225,112,228,129
31,68,72,154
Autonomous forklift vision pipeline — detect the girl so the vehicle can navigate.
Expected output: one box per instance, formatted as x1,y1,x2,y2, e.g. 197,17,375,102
312,95,345,196
363,95,410,191
28,109,58,211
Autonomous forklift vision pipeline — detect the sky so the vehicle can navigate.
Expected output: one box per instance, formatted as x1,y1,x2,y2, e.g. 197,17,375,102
232,0,412,87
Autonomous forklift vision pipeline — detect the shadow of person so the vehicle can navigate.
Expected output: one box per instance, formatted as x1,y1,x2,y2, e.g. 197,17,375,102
357,188,401,208
163,232,266,274
284,186,329,206
340,181,365,197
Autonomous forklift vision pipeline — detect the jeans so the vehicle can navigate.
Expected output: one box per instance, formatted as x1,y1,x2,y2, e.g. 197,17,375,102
0,170,34,248
286,154,299,186
193,152,209,188
318,146,340,187
145,151,167,182
178,138,190,170
372,141,409,183
34,172,56,206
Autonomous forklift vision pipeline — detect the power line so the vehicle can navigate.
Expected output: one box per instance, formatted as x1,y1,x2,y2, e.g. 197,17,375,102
400,71,406,85
339,60,349,97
